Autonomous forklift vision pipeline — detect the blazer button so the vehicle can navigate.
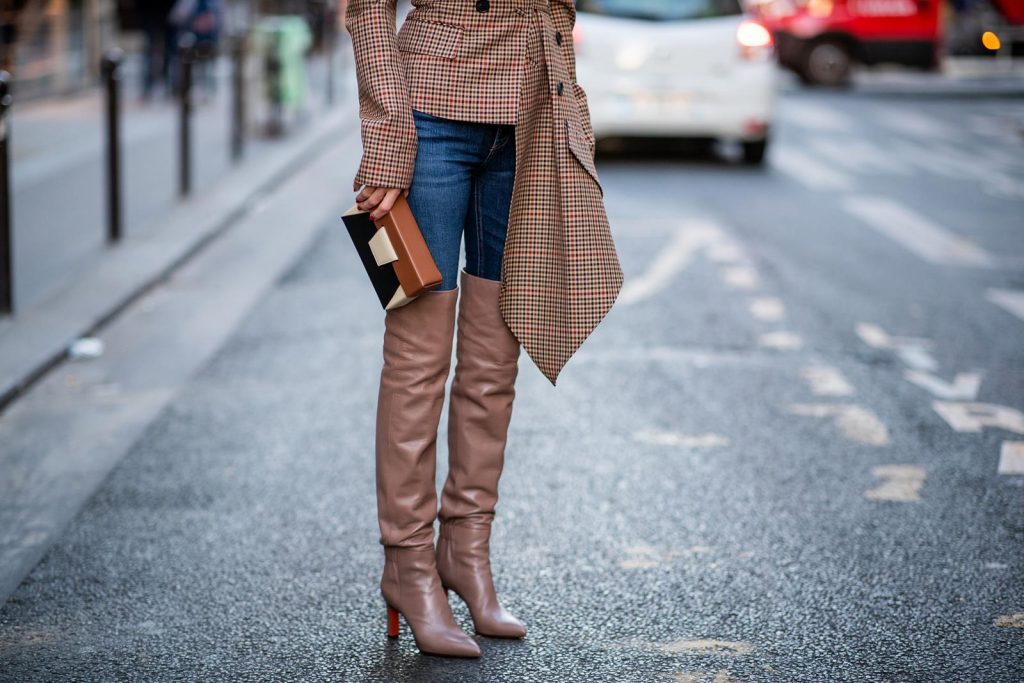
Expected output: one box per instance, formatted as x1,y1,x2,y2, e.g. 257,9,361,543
555,31,563,45
557,81,564,96
475,0,489,11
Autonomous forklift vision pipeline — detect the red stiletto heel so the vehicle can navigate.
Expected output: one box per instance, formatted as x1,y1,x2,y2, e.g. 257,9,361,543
387,605,400,638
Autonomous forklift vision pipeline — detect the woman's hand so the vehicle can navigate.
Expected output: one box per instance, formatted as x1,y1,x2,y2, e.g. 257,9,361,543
356,185,410,221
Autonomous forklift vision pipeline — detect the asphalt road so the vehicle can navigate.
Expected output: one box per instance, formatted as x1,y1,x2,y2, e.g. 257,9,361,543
1,86,1022,682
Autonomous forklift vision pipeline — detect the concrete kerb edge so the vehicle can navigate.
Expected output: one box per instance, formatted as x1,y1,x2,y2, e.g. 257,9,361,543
0,106,357,414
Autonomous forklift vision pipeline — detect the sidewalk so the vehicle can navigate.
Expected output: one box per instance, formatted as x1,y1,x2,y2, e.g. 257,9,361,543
9,50,344,311
0,56,356,410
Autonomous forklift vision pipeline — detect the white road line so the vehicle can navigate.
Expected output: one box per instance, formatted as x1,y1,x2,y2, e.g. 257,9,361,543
758,331,803,350
893,139,1024,201
720,265,760,290
843,196,996,268
904,370,981,401
749,297,786,322
781,101,854,131
987,289,1024,323
932,401,1024,435
855,322,892,349
617,221,722,306
800,366,855,396
788,403,890,446
773,148,854,191
633,431,729,448
705,242,747,264
809,137,911,175
855,322,938,371
660,640,755,656
878,109,953,138
864,464,926,502
998,441,1024,475
994,613,1024,628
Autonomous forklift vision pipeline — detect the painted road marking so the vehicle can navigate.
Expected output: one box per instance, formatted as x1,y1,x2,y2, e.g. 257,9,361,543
904,370,981,401
782,101,854,131
758,331,804,350
987,289,1024,323
773,148,853,191
809,137,911,175
620,544,713,569
749,297,786,322
720,265,760,290
660,640,755,656
618,222,722,306
879,109,954,139
894,139,1024,201
633,431,730,448
855,322,893,349
800,366,855,396
932,401,1024,435
856,323,938,371
706,242,747,264
997,441,1024,475
788,404,890,446
843,196,996,268
994,613,1024,628
674,671,743,683
864,465,926,502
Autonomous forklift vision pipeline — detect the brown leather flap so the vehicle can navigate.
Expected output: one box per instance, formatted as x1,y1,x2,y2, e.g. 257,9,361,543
375,195,443,297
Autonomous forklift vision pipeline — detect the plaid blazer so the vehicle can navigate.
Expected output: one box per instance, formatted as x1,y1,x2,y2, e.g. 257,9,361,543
345,0,624,385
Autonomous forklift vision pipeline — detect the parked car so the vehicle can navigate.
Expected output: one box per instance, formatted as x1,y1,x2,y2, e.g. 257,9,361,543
574,0,779,164
749,0,942,86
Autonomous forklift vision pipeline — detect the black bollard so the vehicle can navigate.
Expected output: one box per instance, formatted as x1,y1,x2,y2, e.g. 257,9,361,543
101,48,124,243
325,8,336,107
0,71,12,315
178,33,195,198
265,31,283,137
230,33,246,163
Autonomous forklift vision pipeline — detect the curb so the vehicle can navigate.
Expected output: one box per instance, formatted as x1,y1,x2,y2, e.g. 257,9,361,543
0,104,356,413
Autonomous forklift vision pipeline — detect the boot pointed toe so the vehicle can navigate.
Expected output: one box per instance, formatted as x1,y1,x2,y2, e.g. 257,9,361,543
477,612,527,639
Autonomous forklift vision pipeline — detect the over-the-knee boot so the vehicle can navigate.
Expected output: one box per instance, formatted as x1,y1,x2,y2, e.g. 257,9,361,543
436,270,526,638
376,287,481,658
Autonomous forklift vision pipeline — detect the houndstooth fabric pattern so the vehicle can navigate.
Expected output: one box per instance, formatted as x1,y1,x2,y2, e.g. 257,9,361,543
346,0,624,385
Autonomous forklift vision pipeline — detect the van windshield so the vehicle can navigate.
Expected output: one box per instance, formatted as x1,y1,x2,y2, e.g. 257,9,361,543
576,0,744,20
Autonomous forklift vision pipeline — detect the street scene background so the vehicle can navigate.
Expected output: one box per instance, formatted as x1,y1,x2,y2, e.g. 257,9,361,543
0,1,1023,681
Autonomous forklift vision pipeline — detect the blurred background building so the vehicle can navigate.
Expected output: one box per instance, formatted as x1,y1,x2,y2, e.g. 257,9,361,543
1,0,117,98
0,0,344,100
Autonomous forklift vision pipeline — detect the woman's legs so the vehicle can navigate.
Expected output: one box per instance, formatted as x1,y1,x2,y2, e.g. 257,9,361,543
463,123,515,282
407,111,487,291
374,110,512,656
436,124,526,637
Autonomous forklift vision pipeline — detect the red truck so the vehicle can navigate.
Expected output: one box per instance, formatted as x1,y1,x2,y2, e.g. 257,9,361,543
750,0,943,85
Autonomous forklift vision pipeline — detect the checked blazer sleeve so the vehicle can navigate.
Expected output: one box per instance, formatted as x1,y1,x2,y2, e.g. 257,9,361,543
345,0,418,191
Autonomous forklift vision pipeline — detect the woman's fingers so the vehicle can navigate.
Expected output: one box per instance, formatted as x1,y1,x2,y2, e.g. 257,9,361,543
357,186,387,213
356,186,405,220
370,188,403,221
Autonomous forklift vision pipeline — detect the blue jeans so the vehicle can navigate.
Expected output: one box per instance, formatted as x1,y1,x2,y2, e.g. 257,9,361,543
407,110,516,292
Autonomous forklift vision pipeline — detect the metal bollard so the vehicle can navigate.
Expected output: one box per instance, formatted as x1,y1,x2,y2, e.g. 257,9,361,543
0,71,12,315
101,48,124,243
230,33,246,163
178,33,196,198
325,7,336,107
265,32,284,137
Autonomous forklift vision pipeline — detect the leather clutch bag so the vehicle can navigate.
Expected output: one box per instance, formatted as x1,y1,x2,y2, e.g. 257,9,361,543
342,194,442,310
